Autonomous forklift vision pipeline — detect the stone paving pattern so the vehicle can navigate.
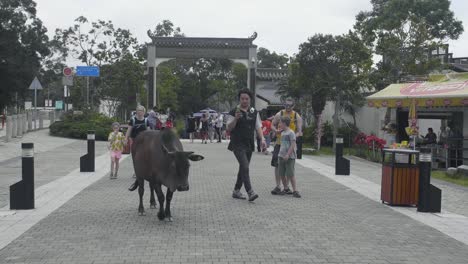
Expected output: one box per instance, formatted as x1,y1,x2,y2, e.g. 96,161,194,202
0,142,468,263
0,136,109,209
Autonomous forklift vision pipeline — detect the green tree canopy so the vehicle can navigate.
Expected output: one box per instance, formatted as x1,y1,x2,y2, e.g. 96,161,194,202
0,0,51,111
55,16,140,66
354,0,464,88
257,47,289,69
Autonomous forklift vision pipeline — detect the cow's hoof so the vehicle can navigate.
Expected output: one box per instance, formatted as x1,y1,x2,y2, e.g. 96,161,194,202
139,211,146,216
150,204,156,209
157,212,165,220
166,217,173,222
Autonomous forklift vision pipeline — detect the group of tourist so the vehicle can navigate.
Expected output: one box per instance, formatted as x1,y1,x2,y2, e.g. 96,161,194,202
105,90,304,202
185,111,226,144
227,89,303,202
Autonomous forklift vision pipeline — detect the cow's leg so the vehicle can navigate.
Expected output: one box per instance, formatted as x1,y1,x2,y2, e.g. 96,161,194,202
165,188,174,222
155,184,165,220
149,182,157,209
138,178,145,216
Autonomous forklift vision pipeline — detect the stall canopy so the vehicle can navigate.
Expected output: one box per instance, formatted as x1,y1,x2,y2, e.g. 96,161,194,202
366,73,468,108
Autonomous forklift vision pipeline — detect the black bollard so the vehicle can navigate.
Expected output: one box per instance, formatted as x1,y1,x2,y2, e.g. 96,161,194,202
417,148,441,213
80,130,95,172
10,143,35,209
335,136,350,175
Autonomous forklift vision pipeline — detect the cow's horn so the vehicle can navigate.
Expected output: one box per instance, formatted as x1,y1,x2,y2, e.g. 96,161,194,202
162,144,176,155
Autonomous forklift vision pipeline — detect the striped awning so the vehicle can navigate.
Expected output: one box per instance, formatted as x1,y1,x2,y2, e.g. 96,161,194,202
366,73,468,108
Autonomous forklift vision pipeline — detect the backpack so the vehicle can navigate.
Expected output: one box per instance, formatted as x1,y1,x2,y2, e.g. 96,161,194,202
131,117,148,129
280,110,298,129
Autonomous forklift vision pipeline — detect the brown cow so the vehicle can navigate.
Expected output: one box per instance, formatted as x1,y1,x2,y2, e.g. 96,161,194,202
128,129,203,221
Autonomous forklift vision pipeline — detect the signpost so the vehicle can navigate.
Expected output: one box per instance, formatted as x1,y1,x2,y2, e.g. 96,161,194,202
63,67,73,76
76,66,100,107
62,67,75,112
28,77,43,130
55,101,64,110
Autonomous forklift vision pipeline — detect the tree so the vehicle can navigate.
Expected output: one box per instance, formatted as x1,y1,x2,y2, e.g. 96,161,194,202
257,47,289,69
147,19,185,39
278,33,372,150
55,16,140,66
157,65,181,112
55,16,141,109
98,54,144,118
355,0,464,87
0,0,51,112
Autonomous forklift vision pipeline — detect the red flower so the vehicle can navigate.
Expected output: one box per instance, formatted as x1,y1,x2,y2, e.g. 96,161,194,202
354,132,367,146
365,135,386,150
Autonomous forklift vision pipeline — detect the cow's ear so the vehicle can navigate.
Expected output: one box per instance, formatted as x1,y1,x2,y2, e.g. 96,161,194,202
188,154,204,161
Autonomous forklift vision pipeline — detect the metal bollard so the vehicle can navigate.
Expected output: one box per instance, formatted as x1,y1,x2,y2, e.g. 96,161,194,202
80,130,95,172
39,111,44,129
33,110,37,130
17,114,23,137
10,143,35,209
12,115,17,138
23,113,27,134
6,116,12,142
417,148,441,213
335,135,350,175
27,111,32,131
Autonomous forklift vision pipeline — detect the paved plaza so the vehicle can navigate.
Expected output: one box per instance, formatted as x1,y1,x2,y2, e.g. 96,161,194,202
1,131,468,263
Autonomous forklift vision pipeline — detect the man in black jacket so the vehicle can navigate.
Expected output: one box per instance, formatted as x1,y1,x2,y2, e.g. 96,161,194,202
226,89,266,202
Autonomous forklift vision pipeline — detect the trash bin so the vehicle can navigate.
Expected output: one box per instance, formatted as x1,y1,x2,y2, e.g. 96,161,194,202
381,149,420,206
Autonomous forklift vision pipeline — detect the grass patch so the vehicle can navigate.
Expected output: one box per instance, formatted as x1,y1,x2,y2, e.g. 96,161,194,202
302,145,358,156
431,171,468,187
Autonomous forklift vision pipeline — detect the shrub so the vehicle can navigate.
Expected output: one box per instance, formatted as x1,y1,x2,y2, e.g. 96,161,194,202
50,111,117,141
304,121,358,148
338,123,359,147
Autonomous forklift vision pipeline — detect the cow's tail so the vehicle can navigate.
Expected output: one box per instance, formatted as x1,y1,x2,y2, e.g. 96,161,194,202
128,179,138,191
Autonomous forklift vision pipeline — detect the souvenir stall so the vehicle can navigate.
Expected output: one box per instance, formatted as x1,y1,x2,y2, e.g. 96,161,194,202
366,73,468,168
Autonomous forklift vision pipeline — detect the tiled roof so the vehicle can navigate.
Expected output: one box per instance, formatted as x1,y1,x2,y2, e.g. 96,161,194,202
256,81,283,105
450,63,468,72
152,37,256,49
256,68,288,80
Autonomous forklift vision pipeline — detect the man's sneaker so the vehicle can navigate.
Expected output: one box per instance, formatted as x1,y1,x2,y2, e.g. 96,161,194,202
292,191,301,198
271,186,283,195
232,190,246,200
248,190,259,202
283,188,293,195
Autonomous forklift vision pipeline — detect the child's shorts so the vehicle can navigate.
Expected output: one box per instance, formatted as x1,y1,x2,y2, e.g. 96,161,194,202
111,150,122,159
278,158,295,177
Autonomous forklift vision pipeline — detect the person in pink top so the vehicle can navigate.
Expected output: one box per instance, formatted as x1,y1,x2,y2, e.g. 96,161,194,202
108,122,125,179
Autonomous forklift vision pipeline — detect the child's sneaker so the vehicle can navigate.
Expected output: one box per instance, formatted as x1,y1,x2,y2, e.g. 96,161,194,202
248,190,259,202
282,188,293,195
232,190,246,200
271,186,283,195
292,191,301,198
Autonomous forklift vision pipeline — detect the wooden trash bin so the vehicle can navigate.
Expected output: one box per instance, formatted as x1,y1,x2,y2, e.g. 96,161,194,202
381,149,420,206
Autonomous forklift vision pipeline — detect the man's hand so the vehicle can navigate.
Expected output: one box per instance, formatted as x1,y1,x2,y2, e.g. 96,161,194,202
282,154,289,160
261,138,267,150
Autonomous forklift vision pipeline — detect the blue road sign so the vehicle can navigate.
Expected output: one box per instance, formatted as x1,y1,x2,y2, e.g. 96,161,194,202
76,66,100,77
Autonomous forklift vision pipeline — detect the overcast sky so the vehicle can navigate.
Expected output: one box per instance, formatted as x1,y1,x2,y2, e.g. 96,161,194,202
35,0,468,59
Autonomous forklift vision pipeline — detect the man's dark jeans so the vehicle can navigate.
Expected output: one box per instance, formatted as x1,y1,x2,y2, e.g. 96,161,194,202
233,149,253,193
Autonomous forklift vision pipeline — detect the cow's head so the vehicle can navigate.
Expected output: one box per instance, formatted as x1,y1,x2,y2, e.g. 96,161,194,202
162,145,204,192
